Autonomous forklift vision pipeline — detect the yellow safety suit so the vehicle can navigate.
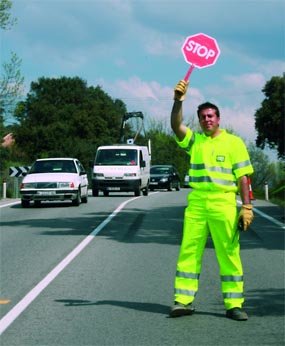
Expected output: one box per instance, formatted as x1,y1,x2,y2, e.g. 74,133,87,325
174,128,254,309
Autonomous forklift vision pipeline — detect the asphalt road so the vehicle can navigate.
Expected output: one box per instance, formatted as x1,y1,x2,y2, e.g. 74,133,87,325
0,190,284,346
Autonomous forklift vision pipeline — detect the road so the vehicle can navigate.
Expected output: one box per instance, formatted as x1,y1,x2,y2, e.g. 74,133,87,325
0,190,284,345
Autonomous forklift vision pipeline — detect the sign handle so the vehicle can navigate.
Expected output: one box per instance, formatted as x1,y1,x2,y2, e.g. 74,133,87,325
184,64,195,82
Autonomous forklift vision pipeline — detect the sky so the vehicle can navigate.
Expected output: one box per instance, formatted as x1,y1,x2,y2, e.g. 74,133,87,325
1,0,284,155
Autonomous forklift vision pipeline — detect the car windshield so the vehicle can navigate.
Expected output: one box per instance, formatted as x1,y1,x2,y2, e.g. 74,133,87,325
29,160,77,173
95,149,138,166
151,167,171,174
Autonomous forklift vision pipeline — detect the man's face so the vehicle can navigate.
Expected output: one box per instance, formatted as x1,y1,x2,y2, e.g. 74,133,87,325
198,108,220,136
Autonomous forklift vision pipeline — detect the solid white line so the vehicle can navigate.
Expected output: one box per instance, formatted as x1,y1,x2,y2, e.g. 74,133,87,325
0,201,20,208
252,208,285,229
0,196,141,335
237,200,285,229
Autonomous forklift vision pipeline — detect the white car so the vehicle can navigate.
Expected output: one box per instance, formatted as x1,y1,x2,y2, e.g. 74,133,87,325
20,158,89,207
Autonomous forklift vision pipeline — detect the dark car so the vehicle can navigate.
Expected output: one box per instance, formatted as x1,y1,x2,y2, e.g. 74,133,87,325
149,165,180,191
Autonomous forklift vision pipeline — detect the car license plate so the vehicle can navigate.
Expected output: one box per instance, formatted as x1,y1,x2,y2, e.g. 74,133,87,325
151,182,158,185
37,191,56,195
107,187,120,191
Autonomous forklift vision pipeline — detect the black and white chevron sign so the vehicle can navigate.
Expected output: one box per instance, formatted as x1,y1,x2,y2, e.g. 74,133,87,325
9,166,31,177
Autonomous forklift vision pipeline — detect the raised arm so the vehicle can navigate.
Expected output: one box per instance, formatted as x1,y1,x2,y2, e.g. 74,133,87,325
171,80,189,141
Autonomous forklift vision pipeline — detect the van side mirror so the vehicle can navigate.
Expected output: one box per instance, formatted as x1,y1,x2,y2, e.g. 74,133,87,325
141,160,146,168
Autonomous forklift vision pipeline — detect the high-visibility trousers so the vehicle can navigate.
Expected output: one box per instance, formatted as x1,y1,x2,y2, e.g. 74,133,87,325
174,190,244,310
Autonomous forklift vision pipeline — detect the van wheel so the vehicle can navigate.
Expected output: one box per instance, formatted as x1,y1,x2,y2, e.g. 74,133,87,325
134,187,141,196
143,186,149,196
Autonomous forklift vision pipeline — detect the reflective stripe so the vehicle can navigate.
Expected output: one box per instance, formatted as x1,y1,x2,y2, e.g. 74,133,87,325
190,163,233,174
175,289,197,297
190,176,236,186
182,133,195,152
176,271,200,279
221,275,243,282
223,292,243,298
233,160,252,170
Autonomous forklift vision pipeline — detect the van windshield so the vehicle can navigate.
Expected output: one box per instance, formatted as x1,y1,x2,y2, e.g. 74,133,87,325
95,149,138,166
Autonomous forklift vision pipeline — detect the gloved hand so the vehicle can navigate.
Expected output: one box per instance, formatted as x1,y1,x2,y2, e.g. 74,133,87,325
238,204,254,231
174,80,189,101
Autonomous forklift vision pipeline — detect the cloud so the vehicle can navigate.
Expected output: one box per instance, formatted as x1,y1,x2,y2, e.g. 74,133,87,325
221,106,257,142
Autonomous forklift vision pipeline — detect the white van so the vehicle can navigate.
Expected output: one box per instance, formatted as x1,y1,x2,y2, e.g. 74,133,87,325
91,144,150,196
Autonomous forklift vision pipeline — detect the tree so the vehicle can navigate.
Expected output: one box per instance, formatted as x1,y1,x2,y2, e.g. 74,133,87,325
146,119,189,180
13,76,127,169
0,52,24,121
0,0,23,125
247,142,276,190
254,75,285,160
0,0,16,29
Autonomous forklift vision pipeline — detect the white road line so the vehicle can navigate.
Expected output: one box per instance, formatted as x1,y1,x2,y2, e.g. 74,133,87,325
0,196,140,335
0,201,20,208
237,200,285,229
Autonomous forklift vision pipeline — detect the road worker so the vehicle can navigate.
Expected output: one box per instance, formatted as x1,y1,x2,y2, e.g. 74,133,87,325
170,80,254,321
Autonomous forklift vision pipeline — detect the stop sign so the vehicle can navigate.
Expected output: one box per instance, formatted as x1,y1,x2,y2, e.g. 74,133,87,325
181,33,220,69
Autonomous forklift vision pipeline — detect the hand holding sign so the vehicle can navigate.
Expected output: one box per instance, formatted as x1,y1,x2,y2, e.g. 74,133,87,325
181,33,220,81
174,80,189,101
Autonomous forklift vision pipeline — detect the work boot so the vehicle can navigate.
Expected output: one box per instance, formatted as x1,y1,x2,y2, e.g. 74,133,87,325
226,307,248,321
169,302,195,318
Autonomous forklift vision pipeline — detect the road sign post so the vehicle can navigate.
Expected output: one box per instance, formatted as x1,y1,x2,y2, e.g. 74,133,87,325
181,33,220,81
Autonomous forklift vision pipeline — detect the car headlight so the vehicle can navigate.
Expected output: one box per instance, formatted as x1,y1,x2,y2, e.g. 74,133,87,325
21,183,36,188
58,182,73,188
124,173,137,177
160,177,168,182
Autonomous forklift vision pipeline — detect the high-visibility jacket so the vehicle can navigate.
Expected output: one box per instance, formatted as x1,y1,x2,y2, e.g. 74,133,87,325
174,128,254,309
177,128,254,190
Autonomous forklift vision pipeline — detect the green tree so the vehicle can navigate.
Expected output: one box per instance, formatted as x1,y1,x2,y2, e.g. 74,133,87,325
146,119,189,181
0,52,24,121
247,142,275,190
0,0,23,126
13,76,127,169
254,75,285,160
0,0,16,29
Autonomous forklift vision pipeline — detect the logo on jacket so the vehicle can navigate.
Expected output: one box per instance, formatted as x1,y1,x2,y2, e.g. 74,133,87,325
216,155,225,162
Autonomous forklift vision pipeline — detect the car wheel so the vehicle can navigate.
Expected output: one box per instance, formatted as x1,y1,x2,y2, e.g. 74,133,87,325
176,182,180,191
34,200,41,207
103,191,109,197
72,189,81,206
168,182,173,191
92,188,99,197
21,199,30,208
81,193,88,203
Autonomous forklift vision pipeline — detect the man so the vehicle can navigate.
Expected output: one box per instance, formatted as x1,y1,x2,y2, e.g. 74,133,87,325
170,80,254,321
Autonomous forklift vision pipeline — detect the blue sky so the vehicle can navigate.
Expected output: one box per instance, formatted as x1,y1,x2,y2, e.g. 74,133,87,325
1,0,284,149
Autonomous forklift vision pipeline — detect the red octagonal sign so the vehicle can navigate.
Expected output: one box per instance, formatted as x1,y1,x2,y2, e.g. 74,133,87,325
182,33,220,69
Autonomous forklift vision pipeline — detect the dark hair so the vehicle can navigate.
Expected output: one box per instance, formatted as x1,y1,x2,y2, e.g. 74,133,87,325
197,102,220,118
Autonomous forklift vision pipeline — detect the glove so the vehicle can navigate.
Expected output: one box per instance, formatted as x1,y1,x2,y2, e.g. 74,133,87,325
174,80,189,101
238,204,254,231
